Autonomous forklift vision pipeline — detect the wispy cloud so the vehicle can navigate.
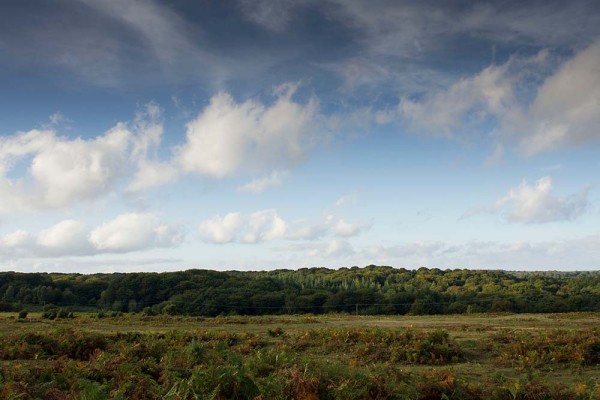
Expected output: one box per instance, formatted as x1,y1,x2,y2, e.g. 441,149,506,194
356,236,600,270
237,170,289,193
517,39,600,155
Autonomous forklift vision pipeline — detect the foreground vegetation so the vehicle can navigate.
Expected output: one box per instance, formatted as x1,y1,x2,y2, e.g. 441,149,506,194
1,312,600,399
2,266,600,316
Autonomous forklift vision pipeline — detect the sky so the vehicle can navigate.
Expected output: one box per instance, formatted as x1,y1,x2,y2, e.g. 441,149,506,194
1,0,600,273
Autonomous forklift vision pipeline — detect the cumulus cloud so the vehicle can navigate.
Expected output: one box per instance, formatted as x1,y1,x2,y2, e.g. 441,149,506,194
199,209,286,244
127,160,179,192
0,127,130,213
242,210,287,243
36,220,92,256
199,209,369,244
325,214,370,237
31,126,130,207
0,86,324,213
466,176,589,224
0,213,182,258
495,177,589,223
0,102,182,212
177,83,321,178
199,213,244,244
0,129,56,173
237,170,289,193
0,230,33,249
89,213,182,253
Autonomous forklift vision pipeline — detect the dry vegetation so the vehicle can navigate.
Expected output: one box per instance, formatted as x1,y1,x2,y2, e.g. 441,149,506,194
1,312,600,399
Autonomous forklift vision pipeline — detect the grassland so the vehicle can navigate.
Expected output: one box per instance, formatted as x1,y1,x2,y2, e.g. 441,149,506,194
1,312,600,399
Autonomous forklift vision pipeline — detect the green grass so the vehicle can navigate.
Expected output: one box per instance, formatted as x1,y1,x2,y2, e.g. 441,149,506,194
1,312,600,399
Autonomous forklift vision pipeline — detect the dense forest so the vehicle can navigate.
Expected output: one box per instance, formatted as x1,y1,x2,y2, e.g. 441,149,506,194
1,266,600,316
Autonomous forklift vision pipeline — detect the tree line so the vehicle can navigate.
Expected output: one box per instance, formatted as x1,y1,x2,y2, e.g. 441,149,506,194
1,265,599,316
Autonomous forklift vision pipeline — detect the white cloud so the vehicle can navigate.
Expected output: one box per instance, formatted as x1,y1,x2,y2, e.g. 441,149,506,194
127,103,178,192
36,220,92,256
30,126,130,207
199,209,369,244
356,236,600,270
323,239,355,258
177,83,320,178
361,241,449,266
0,129,56,173
335,192,358,207
237,170,289,193
495,177,589,223
285,239,356,260
285,220,329,241
89,213,182,253
465,176,590,224
0,127,130,213
518,39,600,155
371,38,600,157
392,60,518,137
69,0,213,85
198,213,243,244
199,209,286,244
78,0,197,67
0,89,321,212
48,112,68,126
127,160,178,192
130,102,164,160
0,230,32,249
0,230,36,259
238,0,312,32
0,103,182,210
0,214,182,259
242,209,287,243
325,214,370,237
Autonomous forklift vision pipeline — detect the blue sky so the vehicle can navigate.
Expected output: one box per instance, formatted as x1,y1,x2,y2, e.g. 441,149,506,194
1,0,600,273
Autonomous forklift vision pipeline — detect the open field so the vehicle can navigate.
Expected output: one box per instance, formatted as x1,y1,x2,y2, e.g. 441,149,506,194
2,312,600,399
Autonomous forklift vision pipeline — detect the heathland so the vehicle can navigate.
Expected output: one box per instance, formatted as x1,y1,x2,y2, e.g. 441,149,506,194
1,266,600,398
1,312,600,399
